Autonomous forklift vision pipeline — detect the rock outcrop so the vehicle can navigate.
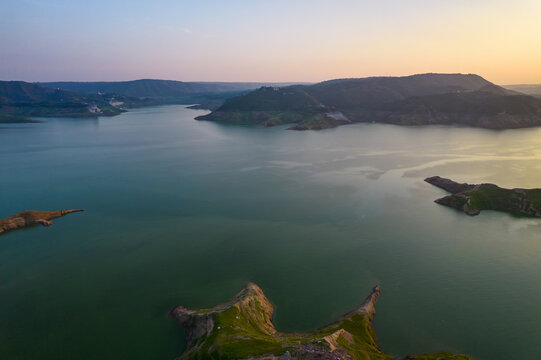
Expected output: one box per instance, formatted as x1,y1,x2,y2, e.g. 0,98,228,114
0,209,84,235
425,176,541,217
171,283,474,360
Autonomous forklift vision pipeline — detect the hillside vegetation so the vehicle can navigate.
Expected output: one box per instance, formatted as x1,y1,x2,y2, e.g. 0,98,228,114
426,176,541,217
171,282,474,360
198,73,541,130
41,79,305,109
0,81,160,122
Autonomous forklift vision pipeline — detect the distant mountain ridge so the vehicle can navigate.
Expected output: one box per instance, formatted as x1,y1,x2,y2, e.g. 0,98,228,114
41,79,305,101
39,79,308,112
504,84,541,98
197,73,541,130
4,75,541,129
0,79,308,123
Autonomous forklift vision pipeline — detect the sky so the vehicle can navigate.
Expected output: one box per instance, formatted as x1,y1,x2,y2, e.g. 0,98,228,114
1,0,541,84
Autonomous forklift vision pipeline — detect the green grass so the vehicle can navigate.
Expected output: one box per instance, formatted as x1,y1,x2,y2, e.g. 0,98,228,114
176,284,397,360
465,187,541,217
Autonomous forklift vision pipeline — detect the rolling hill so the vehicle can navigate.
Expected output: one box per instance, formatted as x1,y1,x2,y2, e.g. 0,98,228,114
0,81,159,123
41,79,306,109
197,73,541,130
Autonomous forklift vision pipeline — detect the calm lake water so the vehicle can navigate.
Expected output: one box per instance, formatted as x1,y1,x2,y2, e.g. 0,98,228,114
1,105,541,360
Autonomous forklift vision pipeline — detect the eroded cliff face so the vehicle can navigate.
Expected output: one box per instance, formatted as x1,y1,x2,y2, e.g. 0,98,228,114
171,283,474,360
425,176,541,217
0,209,84,235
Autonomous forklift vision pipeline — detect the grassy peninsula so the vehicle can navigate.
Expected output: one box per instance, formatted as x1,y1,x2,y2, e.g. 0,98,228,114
426,176,541,217
171,282,474,360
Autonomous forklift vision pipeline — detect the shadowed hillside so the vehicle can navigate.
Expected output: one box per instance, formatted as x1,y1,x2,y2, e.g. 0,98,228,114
198,73,541,130
305,73,498,109
7,76,541,128
0,81,160,122
42,79,307,109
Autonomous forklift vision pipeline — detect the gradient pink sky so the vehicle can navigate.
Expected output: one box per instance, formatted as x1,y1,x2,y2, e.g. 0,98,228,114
1,0,540,84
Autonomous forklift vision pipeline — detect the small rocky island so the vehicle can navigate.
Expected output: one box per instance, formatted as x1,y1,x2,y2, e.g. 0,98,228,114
171,282,473,360
425,176,541,217
0,209,84,235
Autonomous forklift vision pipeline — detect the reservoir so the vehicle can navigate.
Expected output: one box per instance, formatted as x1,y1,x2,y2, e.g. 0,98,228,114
1,105,541,360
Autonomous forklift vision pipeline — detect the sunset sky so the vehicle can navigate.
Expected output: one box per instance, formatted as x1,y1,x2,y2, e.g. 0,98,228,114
1,0,540,84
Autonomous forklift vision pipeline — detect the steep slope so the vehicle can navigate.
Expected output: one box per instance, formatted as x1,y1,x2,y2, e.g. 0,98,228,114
171,282,474,360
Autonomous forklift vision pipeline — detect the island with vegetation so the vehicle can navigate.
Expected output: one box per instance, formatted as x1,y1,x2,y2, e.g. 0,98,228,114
197,73,541,130
171,282,473,360
425,176,541,217
0,209,84,235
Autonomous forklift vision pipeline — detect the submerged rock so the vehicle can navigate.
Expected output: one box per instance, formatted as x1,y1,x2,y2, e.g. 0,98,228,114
425,176,541,217
171,283,473,360
0,209,84,235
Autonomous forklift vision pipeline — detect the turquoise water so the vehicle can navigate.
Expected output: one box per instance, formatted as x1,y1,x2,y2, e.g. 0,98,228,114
1,105,541,360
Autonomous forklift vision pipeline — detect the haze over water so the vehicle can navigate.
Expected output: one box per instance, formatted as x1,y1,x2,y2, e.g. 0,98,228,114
1,105,541,360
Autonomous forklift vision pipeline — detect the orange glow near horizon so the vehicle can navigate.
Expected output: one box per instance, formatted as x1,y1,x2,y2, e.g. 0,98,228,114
1,0,541,84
